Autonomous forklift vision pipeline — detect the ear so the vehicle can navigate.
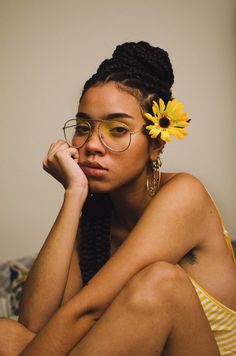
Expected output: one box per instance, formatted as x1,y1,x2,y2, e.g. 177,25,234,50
149,139,165,161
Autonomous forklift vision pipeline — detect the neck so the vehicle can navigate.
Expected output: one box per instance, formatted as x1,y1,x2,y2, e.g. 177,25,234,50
109,174,152,233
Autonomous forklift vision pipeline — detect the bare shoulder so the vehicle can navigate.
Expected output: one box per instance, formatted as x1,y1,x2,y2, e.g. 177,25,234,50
158,172,211,211
127,172,215,264
161,171,205,190
153,172,222,248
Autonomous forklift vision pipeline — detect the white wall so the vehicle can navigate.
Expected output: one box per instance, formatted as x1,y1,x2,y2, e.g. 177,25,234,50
0,0,235,262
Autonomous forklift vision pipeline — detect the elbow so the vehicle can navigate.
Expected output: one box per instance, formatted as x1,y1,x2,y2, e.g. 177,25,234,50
83,307,104,322
63,302,105,332
72,304,104,324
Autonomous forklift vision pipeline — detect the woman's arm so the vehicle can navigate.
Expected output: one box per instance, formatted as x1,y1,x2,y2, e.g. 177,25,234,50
19,189,84,332
21,173,213,355
61,245,83,305
19,141,88,332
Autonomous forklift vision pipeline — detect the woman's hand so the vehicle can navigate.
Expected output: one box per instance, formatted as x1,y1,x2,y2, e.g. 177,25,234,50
43,140,88,193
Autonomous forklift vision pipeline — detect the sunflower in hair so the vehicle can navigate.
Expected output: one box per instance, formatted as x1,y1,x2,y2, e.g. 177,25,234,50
145,99,190,142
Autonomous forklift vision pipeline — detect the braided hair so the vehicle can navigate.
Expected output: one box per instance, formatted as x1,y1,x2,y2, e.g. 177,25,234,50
78,41,174,286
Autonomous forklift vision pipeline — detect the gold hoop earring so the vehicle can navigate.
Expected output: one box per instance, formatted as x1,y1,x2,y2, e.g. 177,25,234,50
146,157,162,197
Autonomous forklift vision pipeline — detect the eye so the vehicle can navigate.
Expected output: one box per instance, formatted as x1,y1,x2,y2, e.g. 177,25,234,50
75,122,90,136
107,123,130,136
111,126,128,134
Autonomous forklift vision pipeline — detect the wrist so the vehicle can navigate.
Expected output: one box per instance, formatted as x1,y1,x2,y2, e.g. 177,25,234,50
64,186,88,200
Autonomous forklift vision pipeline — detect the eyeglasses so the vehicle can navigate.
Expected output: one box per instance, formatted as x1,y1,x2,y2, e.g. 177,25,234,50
63,118,143,152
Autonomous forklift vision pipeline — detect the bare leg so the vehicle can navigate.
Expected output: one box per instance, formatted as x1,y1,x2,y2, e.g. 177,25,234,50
0,318,34,356
69,262,220,356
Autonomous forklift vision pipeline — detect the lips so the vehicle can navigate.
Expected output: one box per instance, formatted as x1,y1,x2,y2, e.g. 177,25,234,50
80,161,107,170
79,161,108,177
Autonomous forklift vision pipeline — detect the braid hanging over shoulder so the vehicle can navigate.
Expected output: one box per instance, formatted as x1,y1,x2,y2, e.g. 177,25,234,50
79,194,112,286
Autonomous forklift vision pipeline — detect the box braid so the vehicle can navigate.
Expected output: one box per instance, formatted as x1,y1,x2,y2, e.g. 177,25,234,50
78,41,174,286
79,193,112,286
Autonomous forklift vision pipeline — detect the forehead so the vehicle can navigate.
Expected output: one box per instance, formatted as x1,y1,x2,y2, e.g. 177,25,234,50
79,82,144,120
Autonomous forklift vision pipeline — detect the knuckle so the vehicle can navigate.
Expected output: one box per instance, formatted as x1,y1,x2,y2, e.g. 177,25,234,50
54,150,62,159
47,153,54,162
42,159,49,171
43,153,55,167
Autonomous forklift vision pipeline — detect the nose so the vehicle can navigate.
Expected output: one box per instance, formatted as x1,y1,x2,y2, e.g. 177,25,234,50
83,124,106,155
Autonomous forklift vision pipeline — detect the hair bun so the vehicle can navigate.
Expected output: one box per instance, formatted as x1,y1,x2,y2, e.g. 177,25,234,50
82,41,174,103
111,41,174,90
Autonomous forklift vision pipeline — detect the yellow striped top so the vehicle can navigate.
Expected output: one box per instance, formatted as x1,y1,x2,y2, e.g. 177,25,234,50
191,228,236,355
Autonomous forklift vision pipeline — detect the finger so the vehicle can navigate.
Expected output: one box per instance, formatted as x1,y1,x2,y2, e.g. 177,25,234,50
70,147,80,160
71,149,80,164
44,144,79,171
54,147,79,162
49,139,68,151
43,140,68,169
47,140,69,155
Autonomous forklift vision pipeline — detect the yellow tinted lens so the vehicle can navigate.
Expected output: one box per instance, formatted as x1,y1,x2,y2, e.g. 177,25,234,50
100,121,130,151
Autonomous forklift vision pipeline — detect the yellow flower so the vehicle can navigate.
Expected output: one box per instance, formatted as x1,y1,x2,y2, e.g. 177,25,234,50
144,99,190,142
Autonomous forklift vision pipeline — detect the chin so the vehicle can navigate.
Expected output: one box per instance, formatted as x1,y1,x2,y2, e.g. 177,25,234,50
88,181,112,194
88,179,123,195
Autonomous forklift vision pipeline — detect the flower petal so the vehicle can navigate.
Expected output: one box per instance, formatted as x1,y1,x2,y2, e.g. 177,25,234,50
159,98,166,113
152,101,160,115
150,131,160,139
174,121,189,127
146,125,156,131
176,128,188,136
160,131,171,142
149,128,161,136
145,113,156,123
171,127,188,137
169,129,185,139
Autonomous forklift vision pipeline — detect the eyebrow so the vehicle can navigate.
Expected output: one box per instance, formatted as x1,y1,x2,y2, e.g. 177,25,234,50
76,112,134,121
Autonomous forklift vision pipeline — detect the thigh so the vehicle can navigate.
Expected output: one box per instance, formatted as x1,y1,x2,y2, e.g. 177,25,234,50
69,262,220,355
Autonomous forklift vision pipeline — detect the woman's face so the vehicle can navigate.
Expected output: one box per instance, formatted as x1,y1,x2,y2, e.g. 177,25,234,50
77,82,154,194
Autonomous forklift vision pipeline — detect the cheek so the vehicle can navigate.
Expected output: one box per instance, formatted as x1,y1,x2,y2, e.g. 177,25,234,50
130,136,150,161
114,137,150,173
113,141,150,174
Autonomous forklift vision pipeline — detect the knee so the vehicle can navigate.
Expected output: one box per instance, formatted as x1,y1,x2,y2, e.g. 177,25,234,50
123,262,189,311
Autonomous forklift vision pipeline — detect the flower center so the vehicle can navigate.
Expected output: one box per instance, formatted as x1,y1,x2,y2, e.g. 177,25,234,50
159,116,170,128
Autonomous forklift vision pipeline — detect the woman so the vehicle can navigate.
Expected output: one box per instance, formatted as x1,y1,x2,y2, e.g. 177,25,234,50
1,41,236,355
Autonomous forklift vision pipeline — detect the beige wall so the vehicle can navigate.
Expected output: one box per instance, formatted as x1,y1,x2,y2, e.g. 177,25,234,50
0,0,235,262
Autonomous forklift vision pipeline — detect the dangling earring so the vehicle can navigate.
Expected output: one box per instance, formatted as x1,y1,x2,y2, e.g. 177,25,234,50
146,157,162,197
